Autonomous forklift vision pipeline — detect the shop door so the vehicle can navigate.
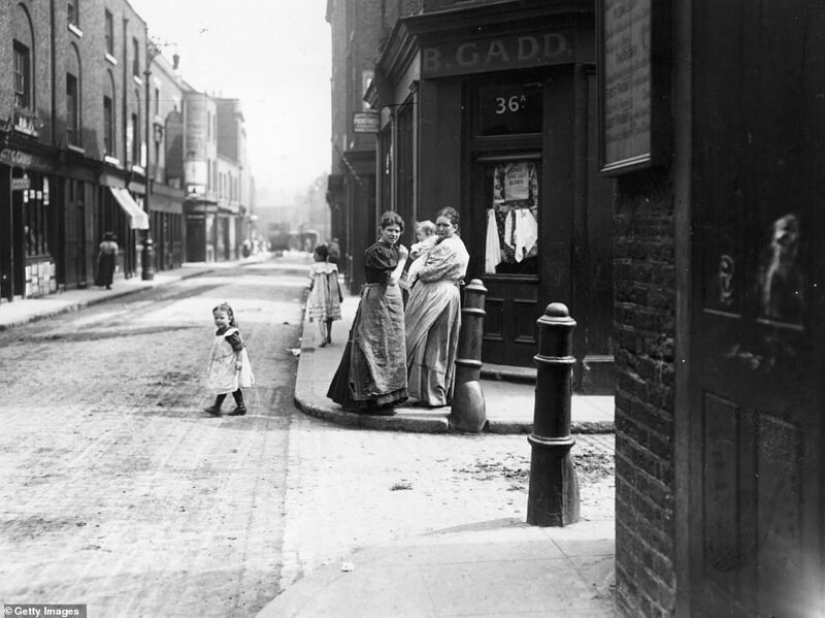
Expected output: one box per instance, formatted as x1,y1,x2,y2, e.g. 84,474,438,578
186,218,205,262
469,156,544,367
689,2,824,614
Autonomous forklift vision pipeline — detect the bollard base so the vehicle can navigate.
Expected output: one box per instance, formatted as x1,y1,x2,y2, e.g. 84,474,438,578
450,379,486,433
526,435,580,527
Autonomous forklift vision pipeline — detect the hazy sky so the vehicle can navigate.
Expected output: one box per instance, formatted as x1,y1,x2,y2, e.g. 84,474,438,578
128,0,332,199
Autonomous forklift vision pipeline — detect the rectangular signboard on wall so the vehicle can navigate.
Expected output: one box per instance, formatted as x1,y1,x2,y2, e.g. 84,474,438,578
597,0,670,174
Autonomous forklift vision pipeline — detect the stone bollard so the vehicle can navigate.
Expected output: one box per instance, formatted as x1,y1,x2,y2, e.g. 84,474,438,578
526,302,580,526
450,279,488,433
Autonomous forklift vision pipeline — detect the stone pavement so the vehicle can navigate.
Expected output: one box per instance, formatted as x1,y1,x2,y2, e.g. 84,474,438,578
293,291,615,435
0,257,266,331
261,285,619,617
259,518,616,618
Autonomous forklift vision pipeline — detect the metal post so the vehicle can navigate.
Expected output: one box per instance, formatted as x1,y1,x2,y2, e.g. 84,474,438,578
450,279,487,433
526,302,580,526
141,46,155,281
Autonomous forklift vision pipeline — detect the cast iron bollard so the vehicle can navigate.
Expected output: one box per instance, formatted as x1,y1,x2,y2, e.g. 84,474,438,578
450,279,488,432
141,234,155,281
527,302,580,526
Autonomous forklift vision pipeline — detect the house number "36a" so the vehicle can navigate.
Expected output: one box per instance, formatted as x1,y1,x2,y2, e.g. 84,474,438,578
495,94,527,115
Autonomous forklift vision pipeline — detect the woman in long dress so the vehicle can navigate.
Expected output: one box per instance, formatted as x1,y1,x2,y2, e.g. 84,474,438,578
405,207,469,407
327,211,409,411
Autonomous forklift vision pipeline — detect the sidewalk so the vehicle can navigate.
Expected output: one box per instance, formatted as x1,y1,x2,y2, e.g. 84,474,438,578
294,292,615,434
0,255,270,331
259,518,617,618
272,289,618,617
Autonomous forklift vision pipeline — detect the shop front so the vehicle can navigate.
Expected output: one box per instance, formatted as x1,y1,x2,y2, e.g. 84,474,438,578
382,2,614,390
0,145,59,301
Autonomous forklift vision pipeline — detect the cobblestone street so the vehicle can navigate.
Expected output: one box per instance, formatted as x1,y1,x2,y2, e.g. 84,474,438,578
0,258,615,618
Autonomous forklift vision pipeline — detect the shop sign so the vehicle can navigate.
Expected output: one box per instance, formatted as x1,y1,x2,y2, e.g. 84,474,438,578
422,32,573,78
597,0,670,174
0,148,54,172
353,112,380,133
11,175,30,191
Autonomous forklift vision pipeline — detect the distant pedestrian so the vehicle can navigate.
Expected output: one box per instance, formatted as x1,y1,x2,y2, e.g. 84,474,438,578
95,231,118,290
307,244,343,347
327,211,409,412
328,237,341,264
204,302,255,416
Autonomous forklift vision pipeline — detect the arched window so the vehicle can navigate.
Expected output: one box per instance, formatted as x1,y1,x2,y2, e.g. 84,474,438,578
103,71,116,157
13,4,35,110
66,43,81,146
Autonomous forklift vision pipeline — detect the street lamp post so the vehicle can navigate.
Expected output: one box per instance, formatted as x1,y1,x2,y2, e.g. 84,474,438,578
141,42,160,281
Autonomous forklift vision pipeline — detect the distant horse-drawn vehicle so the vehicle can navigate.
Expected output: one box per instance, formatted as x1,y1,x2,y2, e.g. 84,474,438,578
268,223,291,254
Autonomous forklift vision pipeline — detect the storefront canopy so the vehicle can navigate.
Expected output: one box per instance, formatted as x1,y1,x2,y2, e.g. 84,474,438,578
109,187,149,230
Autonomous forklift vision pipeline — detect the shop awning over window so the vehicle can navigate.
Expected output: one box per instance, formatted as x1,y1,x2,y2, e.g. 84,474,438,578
109,187,149,230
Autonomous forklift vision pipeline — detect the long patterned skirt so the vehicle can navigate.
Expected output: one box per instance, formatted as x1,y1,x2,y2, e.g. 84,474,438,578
327,283,408,410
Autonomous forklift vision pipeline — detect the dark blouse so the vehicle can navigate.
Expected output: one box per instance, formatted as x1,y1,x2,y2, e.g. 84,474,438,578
215,326,245,352
364,241,399,284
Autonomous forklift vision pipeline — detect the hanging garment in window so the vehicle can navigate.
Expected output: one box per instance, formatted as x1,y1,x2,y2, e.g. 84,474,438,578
513,208,538,263
485,208,502,273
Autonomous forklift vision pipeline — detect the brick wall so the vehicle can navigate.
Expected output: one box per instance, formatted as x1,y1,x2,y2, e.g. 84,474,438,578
613,169,677,617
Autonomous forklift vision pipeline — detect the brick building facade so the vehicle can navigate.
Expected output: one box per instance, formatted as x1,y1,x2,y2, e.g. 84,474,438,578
1,0,254,303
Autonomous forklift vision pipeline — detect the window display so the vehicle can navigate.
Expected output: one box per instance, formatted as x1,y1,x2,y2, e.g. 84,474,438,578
485,160,539,274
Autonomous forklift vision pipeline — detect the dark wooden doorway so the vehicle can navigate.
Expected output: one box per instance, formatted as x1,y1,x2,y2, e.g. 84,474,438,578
688,1,824,614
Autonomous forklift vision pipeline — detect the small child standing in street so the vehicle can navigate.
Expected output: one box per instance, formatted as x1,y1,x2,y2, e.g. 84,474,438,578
306,244,343,347
204,302,255,416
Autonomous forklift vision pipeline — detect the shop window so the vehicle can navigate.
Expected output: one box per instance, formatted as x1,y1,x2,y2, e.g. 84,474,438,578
13,41,31,109
484,160,539,275
104,10,114,55
66,73,79,145
23,180,50,258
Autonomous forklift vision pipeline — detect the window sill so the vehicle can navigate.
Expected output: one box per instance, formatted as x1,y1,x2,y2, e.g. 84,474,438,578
104,155,121,166
105,53,118,66
67,144,86,154
68,23,83,38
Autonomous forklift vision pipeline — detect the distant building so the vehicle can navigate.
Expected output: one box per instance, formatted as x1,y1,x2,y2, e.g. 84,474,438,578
182,92,250,262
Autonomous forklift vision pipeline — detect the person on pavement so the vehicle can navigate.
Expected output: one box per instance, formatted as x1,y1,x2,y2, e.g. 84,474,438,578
327,211,409,412
306,243,343,347
404,207,469,407
204,302,255,416
96,231,119,290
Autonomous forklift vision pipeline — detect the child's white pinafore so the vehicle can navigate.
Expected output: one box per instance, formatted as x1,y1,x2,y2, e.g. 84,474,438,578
206,327,255,394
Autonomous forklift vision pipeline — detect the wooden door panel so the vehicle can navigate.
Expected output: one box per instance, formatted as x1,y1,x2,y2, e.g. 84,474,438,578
690,1,823,614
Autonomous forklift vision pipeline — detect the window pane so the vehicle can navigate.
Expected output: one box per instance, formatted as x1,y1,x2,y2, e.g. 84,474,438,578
105,11,114,54
67,74,78,144
13,42,30,108
104,96,113,154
